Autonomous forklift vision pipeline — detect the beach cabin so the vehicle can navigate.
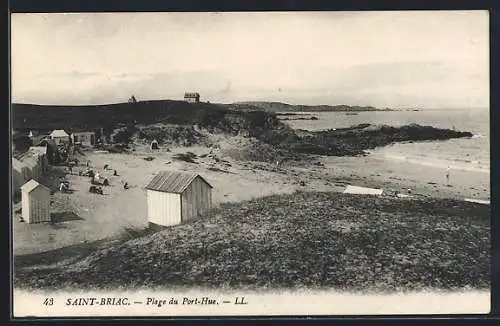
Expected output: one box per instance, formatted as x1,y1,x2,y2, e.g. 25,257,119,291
145,170,213,227
184,92,200,104
16,149,44,183
12,158,29,193
71,131,96,147
29,146,49,172
49,129,70,146
36,139,57,165
21,179,51,224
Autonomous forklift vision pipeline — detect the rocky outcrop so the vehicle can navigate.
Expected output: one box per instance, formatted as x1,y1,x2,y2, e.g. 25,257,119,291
265,123,473,157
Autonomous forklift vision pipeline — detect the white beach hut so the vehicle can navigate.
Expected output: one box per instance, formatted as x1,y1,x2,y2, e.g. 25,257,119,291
145,170,213,227
71,131,96,146
21,179,51,224
49,129,70,146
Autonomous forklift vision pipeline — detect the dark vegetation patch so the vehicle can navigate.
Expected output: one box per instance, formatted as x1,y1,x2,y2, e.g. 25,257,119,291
172,152,198,164
14,191,489,292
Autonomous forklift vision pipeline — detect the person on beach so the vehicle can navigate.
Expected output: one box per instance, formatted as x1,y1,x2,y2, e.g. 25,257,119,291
445,166,451,183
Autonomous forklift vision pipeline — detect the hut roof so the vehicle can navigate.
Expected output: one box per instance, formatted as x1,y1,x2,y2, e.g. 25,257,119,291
50,129,69,138
21,179,49,193
12,157,27,171
30,146,47,155
146,170,212,194
71,131,95,135
15,149,44,168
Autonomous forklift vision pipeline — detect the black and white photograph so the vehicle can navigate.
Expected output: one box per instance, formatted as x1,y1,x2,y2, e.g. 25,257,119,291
10,11,490,316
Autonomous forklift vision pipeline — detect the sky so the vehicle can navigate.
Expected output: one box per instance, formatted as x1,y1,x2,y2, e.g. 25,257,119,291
10,11,489,108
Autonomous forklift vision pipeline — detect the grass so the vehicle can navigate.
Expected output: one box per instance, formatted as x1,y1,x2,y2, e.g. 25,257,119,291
13,191,490,292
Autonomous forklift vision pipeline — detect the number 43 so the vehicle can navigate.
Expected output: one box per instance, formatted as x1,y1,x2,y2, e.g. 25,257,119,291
43,298,54,306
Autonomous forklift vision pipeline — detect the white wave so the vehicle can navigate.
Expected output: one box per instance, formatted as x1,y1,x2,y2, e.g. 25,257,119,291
380,154,490,174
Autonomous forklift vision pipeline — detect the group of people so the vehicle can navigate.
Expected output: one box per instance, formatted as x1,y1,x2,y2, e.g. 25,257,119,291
61,160,131,194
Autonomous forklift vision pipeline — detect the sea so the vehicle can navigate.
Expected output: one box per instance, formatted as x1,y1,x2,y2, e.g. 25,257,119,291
280,108,490,174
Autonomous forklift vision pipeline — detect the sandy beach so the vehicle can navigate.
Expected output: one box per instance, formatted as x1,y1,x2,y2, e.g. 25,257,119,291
12,135,490,257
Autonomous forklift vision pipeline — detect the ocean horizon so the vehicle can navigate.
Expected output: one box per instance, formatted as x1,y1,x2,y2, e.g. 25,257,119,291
281,108,490,174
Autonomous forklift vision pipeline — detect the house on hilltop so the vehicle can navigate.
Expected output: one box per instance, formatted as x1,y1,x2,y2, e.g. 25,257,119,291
145,170,213,227
184,92,200,104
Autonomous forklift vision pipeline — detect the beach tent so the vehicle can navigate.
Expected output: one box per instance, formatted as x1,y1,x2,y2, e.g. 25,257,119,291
343,185,384,196
145,170,213,227
21,179,51,224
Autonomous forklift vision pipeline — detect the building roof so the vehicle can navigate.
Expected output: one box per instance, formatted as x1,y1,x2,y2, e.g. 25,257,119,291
184,92,200,97
50,129,69,138
20,179,49,193
30,146,47,155
71,131,95,135
343,185,383,196
15,149,43,169
145,170,212,194
12,157,27,172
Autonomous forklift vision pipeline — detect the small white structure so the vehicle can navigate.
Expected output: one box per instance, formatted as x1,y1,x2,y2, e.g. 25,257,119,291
29,146,49,172
21,179,51,224
343,185,384,196
150,139,159,150
464,198,490,205
49,129,70,146
71,131,96,146
145,170,213,227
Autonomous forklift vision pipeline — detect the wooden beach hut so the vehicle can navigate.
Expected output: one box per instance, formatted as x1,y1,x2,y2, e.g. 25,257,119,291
16,150,44,183
29,146,49,172
49,129,70,146
12,158,29,193
21,179,51,224
71,131,96,146
145,170,213,227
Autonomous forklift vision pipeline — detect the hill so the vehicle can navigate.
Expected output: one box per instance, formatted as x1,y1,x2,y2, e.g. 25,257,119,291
231,101,393,112
11,100,283,136
14,191,489,291
12,101,472,159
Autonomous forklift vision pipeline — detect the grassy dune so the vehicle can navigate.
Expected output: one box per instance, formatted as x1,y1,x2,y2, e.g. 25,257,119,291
14,191,490,292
